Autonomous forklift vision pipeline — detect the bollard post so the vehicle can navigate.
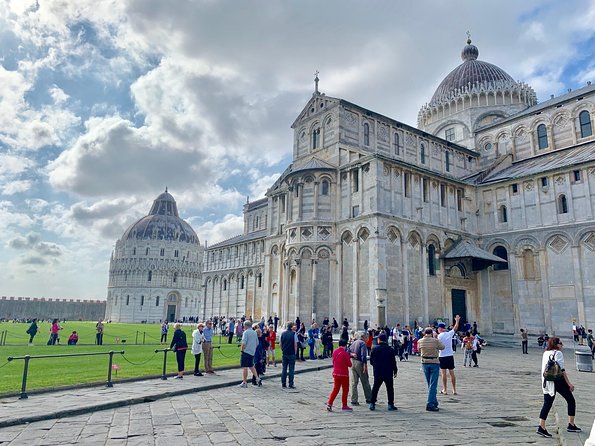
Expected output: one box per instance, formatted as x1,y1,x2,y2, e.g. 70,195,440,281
106,351,114,387
20,355,30,399
143,332,146,345
157,349,168,380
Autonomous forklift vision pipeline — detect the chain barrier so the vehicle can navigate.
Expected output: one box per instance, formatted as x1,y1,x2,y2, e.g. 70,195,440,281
214,345,240,359
0,360,12,369
119,351,159,366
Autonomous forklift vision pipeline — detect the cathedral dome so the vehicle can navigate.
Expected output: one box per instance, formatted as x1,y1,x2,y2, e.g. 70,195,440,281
430,38,517,105
121,189,199,245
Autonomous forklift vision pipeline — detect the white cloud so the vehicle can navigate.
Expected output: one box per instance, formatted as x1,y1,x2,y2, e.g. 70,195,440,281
193,214,244,246
2,180,33,195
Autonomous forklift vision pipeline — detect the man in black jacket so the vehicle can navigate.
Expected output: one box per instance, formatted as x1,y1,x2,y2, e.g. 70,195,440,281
369,332,398,411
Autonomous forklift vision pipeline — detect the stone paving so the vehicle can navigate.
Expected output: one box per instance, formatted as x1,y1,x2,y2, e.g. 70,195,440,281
0,345,592,446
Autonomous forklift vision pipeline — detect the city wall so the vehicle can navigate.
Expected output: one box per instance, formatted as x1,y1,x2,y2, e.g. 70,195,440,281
0,296,106,321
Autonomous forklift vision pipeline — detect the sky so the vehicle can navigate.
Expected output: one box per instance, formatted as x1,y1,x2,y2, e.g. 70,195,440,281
0,0,594,300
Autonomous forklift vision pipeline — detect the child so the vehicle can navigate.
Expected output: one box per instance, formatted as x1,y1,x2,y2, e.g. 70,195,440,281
68,331,79,345
326,338,352,412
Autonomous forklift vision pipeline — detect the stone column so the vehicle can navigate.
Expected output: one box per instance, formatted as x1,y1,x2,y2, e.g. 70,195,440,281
311,258,317,321
402,237,410,325
262,252,271,317
571,246,587,326
538,249,553,334
546,125,555,150
297,183,304,221
421,243,429,323
295,262,301,320
287,189,293,222
335,242,343,321
313,181,319,220
352,239,359,327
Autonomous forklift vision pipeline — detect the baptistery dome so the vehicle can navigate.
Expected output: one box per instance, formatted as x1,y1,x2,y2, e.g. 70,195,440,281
121,189,199,245
105,189,203,323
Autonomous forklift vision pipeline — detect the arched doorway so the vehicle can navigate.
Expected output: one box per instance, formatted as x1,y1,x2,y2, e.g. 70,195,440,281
166,292,180,322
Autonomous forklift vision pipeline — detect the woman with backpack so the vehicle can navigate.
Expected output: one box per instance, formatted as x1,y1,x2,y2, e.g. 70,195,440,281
537,336,581,438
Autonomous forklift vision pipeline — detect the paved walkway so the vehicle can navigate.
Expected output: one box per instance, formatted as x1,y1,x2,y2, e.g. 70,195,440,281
0,346,592,445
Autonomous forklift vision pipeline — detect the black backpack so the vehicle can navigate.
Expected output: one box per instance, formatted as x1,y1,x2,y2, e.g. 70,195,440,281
543,354,563,387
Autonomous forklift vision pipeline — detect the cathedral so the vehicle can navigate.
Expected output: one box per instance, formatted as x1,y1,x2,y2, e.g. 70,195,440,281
107,38,595,336
200,37,595,336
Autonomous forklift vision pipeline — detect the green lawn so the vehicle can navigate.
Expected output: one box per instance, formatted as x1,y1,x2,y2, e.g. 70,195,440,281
0,321,241,396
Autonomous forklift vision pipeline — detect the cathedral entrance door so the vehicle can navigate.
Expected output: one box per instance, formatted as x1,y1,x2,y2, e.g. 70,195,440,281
167,305,177,322
451,289,467,328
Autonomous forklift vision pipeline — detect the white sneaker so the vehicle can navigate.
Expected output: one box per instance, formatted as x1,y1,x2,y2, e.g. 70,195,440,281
238,382,248,388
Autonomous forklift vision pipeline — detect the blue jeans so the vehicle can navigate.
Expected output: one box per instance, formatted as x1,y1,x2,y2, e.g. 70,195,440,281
282,355,296,386
423,363,440,409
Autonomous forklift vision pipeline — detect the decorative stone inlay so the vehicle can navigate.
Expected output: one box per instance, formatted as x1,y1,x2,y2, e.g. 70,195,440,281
589,168,595,177
515,130,528,142
318,227,331,240
378,124,389,142
387,229,399,243
301,227,313,240
359,229,369,242
342,233,353,244
414,177,419,184
555,176,565,185
289,228,297,240
583,233,595,252
318,249,329,259
405,134,416,147
383,164,390,176
341,172,348,180
409,237,419,249
433,145,441,156
432,181,438,189
524,181,534,191
553,114,570,128
325,116,333,128
548,235,569,254
345,111,358,129
394,169,401,178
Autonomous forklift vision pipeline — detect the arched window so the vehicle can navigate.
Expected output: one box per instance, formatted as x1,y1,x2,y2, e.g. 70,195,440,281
420,143,426,164
140,295,144,306
240,275,245,289
493,246,509,270
145,247,149,255
147,271,152,282
312,127,320,149
393,133,401,154
558,194,568,214
257,273,262,287
223,279,227,291
537,124,548,149
363,123,370,146
499,205,508,223
579,110,592,138
155,296,160,306
427,244,436,276
126,295,130,305
173,272,178,283
321,180,329,195
445,151,450,172
132,248,136,255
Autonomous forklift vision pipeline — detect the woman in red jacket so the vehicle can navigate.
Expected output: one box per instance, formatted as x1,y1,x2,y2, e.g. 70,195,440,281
326,338,352,411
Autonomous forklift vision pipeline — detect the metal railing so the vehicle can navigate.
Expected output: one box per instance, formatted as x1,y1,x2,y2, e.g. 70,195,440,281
7,350,125,399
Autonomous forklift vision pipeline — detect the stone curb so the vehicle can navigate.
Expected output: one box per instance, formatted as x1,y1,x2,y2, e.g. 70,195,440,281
556,411,589,446
0,363,333,429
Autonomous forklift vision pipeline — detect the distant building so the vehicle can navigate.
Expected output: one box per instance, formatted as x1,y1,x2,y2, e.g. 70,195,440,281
201,38,595,336
105,190,203,323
